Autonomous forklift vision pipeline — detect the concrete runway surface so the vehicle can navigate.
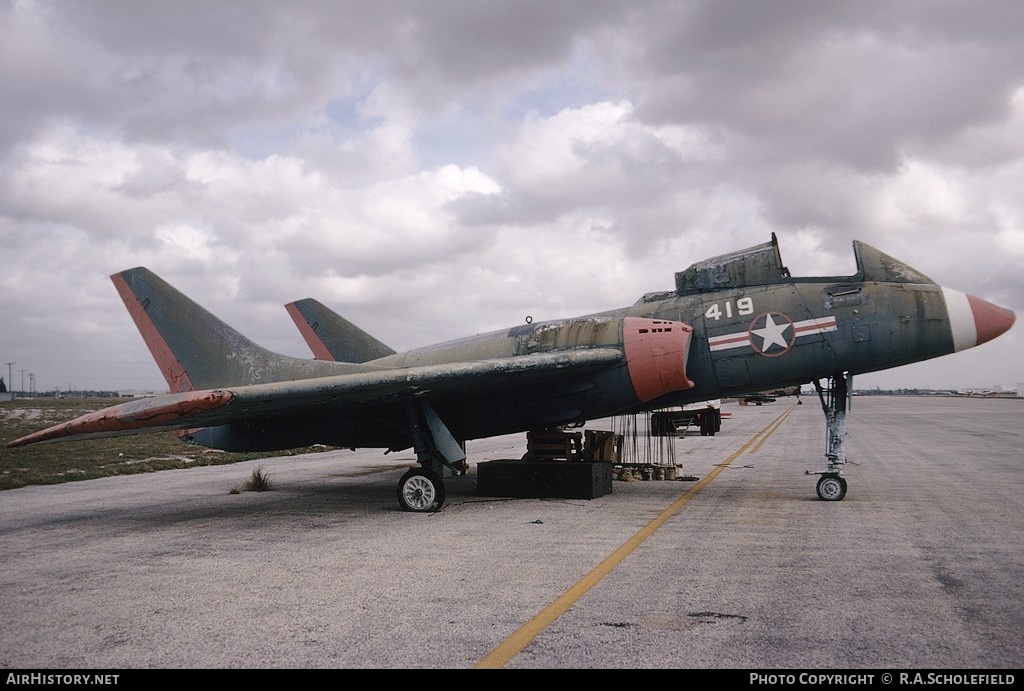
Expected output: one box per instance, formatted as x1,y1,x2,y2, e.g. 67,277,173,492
1,396,1021,669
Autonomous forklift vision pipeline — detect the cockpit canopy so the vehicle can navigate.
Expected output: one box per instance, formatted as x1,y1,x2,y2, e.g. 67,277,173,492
667,233,935,297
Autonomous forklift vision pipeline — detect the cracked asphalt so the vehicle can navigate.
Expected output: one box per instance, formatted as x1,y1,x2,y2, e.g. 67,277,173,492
1,396,1021,669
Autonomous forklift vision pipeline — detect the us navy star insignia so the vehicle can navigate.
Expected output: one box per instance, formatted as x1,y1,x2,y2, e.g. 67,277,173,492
708,314,837,355
748,312,795,356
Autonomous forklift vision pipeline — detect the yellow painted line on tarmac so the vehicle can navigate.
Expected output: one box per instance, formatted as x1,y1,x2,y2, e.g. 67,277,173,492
475,404,798,669
746,403,797,455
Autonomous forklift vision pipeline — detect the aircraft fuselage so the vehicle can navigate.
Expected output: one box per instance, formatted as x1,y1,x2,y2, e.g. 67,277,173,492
195,249,1006,452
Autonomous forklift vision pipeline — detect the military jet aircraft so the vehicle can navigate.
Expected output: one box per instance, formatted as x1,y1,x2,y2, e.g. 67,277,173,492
8,235,1015,511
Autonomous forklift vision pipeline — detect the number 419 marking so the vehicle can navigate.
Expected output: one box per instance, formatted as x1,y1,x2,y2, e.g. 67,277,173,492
705,297,754,321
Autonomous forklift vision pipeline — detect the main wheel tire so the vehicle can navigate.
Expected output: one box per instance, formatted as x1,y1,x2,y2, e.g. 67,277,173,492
816,474,847,502
397,468,446,512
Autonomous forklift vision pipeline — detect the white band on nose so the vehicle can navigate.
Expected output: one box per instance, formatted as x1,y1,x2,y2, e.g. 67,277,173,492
941,287,977,352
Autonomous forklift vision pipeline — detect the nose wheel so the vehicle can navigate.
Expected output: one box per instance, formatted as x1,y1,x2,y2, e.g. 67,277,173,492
816,473,847,501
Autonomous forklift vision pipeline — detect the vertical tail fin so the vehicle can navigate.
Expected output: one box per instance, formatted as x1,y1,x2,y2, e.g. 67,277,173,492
112,268,352,392
285,298,396,363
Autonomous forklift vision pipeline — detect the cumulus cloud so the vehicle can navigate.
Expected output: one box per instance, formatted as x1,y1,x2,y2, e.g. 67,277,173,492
0,0,1021,393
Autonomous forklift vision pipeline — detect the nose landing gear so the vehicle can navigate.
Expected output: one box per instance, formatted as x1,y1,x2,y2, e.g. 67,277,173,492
811,373,850,501
815,473,848,502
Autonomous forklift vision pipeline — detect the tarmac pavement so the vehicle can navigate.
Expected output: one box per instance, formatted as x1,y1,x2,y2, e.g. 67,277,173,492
1,396,1021,670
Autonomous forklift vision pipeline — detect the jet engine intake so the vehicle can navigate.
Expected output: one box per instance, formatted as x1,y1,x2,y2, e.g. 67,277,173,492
623,317,696,402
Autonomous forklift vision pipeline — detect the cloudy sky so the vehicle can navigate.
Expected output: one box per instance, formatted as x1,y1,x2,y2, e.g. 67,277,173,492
1,0,1021,396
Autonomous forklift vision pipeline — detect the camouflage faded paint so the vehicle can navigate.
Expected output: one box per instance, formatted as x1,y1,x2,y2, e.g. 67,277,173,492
9,237,1015,471
285,298,396,363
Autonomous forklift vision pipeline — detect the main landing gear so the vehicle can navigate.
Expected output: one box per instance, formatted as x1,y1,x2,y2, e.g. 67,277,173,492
396,401,466,513
397,468,447,512
811,373,851,502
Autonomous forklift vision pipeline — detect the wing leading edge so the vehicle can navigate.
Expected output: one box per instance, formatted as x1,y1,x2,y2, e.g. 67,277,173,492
7,348,624,447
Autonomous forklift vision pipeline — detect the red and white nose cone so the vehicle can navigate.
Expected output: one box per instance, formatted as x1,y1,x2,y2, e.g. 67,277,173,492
942,288,1016,352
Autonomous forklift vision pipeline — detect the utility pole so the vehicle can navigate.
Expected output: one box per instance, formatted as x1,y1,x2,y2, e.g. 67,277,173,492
20,369,25,396
4,362,12,397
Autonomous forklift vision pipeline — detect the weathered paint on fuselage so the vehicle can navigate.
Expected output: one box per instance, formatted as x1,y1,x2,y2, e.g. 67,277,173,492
188,316,694,451
118,239,1015,454
307,241,974,447
248,276,947,450
615,279,954,410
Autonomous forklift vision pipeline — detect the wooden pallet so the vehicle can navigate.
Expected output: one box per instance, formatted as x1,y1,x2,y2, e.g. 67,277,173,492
583,430,622,462
526,430,583,461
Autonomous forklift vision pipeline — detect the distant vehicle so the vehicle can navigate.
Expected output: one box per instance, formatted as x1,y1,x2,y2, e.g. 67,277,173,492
649,399,722,437
740,384,801,404
8,235,1015,508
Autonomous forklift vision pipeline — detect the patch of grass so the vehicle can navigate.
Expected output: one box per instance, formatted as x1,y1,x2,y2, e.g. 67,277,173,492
242,467,273,492
0,398,334,490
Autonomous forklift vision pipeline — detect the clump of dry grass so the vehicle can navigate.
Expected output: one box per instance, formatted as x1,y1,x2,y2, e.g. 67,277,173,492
242,466,272,492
